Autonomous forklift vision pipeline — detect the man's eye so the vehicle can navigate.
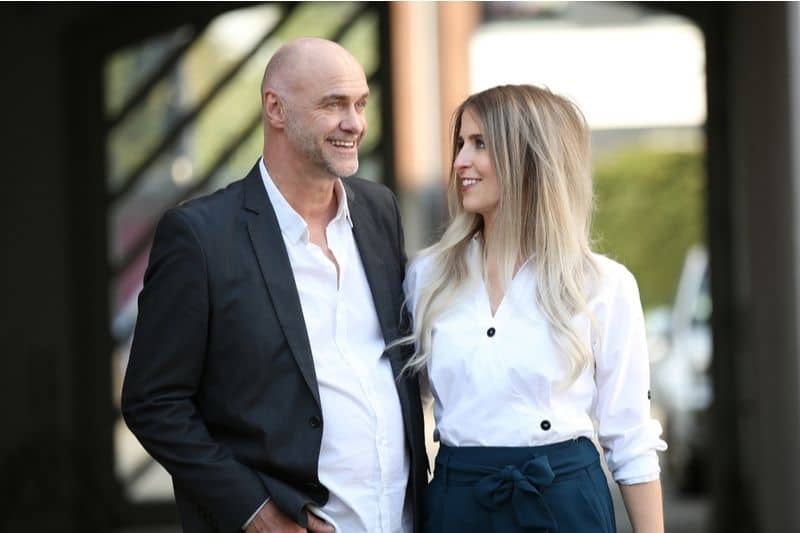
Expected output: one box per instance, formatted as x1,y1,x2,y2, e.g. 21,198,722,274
356,100,367,110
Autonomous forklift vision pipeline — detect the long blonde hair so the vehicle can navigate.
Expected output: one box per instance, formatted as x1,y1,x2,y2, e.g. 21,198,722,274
405,84,599,383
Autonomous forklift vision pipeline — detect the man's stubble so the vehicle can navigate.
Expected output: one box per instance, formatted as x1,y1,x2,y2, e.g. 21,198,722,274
283,108,359,179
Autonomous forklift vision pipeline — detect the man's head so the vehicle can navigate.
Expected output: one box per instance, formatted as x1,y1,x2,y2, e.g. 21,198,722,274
261,38,369,180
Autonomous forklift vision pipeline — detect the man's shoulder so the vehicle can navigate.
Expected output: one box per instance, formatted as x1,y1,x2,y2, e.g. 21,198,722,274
342,176,399,230
169,175,248,228
342,176,395,204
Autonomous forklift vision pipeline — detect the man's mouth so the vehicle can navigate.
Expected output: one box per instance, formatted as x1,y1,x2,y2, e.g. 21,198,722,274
328,139,357,149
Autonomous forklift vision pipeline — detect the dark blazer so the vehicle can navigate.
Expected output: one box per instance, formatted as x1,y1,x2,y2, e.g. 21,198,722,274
121,163,427,533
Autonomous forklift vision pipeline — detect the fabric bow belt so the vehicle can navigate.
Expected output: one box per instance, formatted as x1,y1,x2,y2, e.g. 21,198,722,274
472,456,557,530
435,438,600,532
441,454,558,530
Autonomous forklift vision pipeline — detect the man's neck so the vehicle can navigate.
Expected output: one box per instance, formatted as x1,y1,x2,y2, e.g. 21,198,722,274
263,152,339,227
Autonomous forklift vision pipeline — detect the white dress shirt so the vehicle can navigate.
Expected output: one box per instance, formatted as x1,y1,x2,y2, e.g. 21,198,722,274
255,160,411,532
405,239,667,485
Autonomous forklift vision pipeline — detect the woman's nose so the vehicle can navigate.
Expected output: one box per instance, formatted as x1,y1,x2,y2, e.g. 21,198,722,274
454,147,471,170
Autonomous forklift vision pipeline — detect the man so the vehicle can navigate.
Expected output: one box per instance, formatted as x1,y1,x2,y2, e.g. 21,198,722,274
122,38,427,533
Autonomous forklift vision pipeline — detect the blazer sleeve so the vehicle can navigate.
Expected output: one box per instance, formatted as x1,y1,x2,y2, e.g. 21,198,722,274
121,208,269,532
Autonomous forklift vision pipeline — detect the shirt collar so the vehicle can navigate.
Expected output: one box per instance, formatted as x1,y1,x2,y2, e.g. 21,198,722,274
259,158,353,244
331,178,354,229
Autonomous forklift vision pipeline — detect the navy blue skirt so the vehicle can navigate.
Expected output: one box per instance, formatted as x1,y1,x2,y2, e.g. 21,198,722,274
424,437,616,532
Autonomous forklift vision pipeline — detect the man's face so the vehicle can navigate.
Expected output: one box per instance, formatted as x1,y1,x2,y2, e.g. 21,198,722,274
283,63,369,179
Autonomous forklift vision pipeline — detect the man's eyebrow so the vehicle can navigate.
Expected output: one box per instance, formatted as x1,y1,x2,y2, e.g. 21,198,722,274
318,91,370,103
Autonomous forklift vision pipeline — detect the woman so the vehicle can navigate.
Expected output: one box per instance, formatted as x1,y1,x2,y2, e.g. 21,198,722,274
404,85,667,533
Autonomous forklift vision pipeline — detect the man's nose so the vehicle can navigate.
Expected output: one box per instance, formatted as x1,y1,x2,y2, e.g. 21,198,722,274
340,106,364,134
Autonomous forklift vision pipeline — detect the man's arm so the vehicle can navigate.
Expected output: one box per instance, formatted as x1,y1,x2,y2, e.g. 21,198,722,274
121,208,269,532
245,502,334,533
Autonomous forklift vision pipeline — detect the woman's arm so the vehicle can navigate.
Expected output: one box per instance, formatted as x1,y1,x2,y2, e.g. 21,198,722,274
591,263,667,532
619,480,664,533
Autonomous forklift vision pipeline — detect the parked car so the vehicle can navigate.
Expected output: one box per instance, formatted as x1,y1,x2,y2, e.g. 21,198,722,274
650,245,712,493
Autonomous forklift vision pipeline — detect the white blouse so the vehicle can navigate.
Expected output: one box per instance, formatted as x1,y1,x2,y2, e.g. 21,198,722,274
405,240,667,485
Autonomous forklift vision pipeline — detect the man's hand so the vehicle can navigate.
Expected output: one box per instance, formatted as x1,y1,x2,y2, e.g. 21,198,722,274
244,501,334,533
306,512,335,533
245,501,301,533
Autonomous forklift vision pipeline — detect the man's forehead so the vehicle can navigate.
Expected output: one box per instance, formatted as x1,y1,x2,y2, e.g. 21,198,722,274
316,84,370,101
302,66,368,98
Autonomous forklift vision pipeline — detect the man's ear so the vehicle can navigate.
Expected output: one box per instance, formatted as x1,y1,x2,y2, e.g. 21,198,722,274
263,90,285,129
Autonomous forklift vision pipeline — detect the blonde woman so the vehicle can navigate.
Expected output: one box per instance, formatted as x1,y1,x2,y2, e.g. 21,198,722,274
404,85,667,533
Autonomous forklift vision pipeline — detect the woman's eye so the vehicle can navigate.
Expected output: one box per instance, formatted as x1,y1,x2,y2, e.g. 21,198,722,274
475,139,486,149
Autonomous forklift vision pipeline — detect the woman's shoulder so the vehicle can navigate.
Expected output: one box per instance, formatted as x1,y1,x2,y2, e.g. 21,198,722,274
404,250,442,316
589,252,640,298
407,249,435,273
591,252,631,277
406,250,437,291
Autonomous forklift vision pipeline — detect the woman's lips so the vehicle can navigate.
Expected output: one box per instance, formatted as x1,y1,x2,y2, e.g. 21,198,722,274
460,177,481,191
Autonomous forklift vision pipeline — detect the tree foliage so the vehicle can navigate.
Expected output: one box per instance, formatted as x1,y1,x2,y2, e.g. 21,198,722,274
592,148,705,309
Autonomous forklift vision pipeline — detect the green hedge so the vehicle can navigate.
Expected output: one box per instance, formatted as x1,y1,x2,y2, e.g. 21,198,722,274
592,148,705,309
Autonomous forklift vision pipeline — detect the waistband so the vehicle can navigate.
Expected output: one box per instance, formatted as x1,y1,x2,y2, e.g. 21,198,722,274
433,438,600,531
435,437,599,483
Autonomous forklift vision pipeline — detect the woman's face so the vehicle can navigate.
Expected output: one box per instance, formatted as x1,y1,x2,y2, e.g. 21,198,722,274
454,108,500,223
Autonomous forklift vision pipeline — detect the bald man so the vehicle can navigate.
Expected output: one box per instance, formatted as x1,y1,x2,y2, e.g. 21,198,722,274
122,38,427,533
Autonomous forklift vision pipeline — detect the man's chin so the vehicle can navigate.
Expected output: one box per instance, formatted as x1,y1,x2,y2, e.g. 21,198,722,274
329,161,359,178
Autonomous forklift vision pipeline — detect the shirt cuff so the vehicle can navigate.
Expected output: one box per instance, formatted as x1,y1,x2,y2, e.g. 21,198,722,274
612,451,662,485
242,497,270,530
617,470,661,485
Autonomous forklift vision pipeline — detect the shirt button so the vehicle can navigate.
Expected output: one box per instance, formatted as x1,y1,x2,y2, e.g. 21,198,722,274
540,420,551,431
308,415,322,429
487,327,496,337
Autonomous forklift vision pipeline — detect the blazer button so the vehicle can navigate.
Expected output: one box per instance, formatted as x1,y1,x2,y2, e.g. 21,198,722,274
540,420,551,431
309,415,322,429
487,327,496,337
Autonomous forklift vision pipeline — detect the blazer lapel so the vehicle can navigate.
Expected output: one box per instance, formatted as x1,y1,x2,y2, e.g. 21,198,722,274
345,182,414,442
345,183,400,346
242,165,320,407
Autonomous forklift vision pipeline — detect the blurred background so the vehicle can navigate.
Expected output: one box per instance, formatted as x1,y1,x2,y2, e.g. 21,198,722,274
1,2,799,532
